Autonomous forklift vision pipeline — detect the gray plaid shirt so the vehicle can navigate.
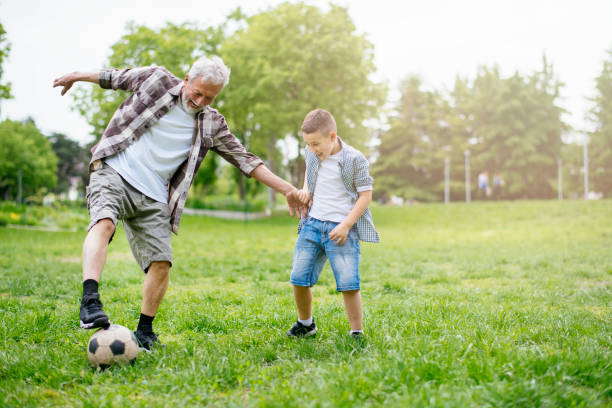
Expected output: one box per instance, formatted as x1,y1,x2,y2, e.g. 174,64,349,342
91,66,264,234
297,138,380,243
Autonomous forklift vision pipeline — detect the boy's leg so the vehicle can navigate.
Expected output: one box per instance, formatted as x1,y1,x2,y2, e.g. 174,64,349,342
288,218,326,337
341,289,362,331
292,285,313,320
325,224,362,334
287,284,317,337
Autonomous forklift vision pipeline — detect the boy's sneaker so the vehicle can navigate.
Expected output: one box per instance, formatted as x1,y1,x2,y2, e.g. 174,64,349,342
134,329,164,352
79,293,110,329
286,320,317,338
350,331,365,339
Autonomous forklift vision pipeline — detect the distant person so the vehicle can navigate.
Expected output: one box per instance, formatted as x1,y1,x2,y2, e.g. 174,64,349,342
53,55,306,350
286,109,380,339
478,171,489,199
493,172,504,199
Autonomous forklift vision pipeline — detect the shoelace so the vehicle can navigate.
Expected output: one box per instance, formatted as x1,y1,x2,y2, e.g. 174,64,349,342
83,296,103,312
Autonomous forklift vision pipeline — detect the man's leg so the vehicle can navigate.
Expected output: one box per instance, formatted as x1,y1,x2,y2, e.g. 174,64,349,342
142,261,170,317
82,218,115,282
341,289,362,331
134,261,170,350
80,218,115,329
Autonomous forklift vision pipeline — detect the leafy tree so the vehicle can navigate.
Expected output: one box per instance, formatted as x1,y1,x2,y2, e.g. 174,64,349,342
48,133,88,194
458,59,566,199
0,119,57,201
221,2,386,194
588,47,612,196
0,22,12,110
374,58,566,201
372,76,454,202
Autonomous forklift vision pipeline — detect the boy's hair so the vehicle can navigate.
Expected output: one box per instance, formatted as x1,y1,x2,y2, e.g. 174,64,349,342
301,109,337,135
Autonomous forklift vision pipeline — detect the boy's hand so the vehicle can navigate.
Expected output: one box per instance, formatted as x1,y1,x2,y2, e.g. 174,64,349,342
296,189,312,206
329,223,350,246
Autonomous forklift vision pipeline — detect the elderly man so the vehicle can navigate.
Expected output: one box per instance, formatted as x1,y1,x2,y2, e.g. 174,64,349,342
54,56,305,350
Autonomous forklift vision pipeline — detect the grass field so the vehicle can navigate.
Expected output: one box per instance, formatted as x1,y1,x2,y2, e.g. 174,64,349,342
0,200,610,407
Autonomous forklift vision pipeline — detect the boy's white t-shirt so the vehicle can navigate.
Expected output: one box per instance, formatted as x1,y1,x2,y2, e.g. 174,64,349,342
308,150,354,223
106,103,194,203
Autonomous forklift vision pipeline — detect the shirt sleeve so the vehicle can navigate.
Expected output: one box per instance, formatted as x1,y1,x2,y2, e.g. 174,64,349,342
354,153,374,192
98,66,156,92
210,114,264,177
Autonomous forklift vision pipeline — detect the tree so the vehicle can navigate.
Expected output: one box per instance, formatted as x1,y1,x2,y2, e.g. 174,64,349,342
374,58,567,201
48,133,89,194
588,47,612,196
458,59,566,199
0,22,13,111
372,76,454,202
0,119,58,201
221,2,386,195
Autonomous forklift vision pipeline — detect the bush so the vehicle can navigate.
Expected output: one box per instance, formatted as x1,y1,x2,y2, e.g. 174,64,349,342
0,200,88,230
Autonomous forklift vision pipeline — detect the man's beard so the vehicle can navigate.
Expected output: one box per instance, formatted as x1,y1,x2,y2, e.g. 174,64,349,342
180,91,202,115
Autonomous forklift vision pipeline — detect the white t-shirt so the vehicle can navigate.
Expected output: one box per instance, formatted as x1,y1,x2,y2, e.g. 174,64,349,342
106,103,194,203
308,150,354,223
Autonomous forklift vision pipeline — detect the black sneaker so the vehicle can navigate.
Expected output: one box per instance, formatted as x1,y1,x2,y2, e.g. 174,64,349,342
350,331,365,339
79,293,110,329
134,329,164,352
286,320,317,337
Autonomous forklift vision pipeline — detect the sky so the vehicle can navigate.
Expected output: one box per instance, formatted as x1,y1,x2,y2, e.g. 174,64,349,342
1,0,611,145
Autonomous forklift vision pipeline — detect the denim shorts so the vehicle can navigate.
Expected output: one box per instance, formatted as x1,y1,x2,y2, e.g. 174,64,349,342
86,162,172,272
290,217,361,291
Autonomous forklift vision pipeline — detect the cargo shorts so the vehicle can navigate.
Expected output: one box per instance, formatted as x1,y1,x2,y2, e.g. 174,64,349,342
86,162,172,272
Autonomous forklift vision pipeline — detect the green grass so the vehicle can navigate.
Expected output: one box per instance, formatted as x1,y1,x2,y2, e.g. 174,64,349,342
0,200,610,407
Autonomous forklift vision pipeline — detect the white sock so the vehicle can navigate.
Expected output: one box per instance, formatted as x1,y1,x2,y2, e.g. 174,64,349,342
298,317,313,326
350,329,363,335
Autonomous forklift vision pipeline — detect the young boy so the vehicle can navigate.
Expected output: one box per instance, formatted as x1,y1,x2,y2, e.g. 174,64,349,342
286,109,380,339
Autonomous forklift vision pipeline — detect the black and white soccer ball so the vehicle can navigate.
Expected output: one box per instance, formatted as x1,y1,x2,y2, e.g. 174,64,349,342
87,324,139,367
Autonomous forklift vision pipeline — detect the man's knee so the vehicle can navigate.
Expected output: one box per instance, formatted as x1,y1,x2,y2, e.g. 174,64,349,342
148,261,171,276
91,218,115,238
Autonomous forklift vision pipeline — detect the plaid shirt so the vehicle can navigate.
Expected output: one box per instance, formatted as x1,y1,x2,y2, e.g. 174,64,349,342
297,138,380,243
91,66,264,234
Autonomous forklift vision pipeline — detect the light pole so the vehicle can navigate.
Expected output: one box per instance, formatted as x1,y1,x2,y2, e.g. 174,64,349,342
464,149,471,203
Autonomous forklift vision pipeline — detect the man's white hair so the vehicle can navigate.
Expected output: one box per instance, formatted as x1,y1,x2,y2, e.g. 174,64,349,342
188,55,230,88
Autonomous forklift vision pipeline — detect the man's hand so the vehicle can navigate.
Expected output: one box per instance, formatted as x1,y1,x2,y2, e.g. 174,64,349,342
285,189,308,218
329,223,350,246
53,71,99,95
53,72,79,95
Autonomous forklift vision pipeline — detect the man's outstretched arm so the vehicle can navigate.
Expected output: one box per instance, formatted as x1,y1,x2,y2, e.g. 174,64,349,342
53,71,99,95
250,164,307,219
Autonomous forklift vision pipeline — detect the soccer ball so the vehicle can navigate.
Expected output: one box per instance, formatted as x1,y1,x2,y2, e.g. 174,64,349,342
87,324,139,367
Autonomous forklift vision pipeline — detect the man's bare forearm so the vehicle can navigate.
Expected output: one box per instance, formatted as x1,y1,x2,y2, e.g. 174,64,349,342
250,165,297,195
